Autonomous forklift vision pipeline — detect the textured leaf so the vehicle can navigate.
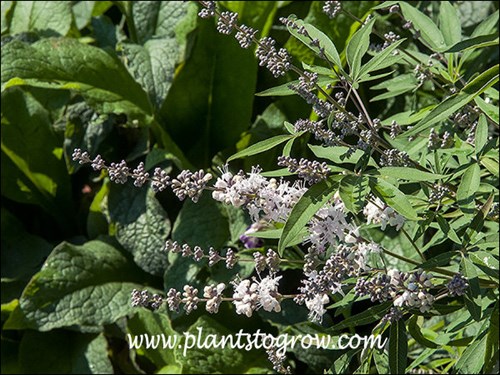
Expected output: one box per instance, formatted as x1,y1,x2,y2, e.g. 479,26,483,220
1,38,152,122
455,328,488,373
3,237,150,332
358,39,405,79
108,185,171,277
389,319,408,374
172,191,230,250
130,1,196,44
9,1,72,37
346,17,375,79
278,175,341,255
461,257,482,321
474,114,489,156
445,33,499,53
19,331,113,374
399,2,446,51
120,40,177,111
475,96,499,125
127,309,178,368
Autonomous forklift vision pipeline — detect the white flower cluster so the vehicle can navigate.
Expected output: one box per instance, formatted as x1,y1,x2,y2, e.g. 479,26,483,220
232,274,283,317
212,166,306,223
363,197,405,231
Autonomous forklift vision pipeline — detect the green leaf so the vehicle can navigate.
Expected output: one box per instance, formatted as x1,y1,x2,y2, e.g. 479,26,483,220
445,33,499,53
3,237,151,332
461,257,482,321
108,185,171,277
19,331,113,374
1,1,14,34
9,1,72,37
358,38,405,80
436,215,462,245
455,328,488,374
309,144,378,166
370,178,419,221
485,302,499,373
474,114,489,156
256,75,335,97
286,17,342,69
227,134,294,162
369,167,448,182
403,64,499,137
339,175,370,214
463,193,495,246
475,96,499,125
481,157,499,177
1,38,152,123
456,163,481,215
407,315,438,349
346,17,375,80
127,309,178,368
399,2,446,51
278,175,341,255
1,88,74,232
120,40,178,111
172,191,230,250
130,1,196,44
439,2,462,46
174,316,268,374
329,302,392,332
389,319,408,374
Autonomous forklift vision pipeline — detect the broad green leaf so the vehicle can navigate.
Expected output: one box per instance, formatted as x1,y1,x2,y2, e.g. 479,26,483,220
403,64,499,137
130,1,196,45
358,38,406,79
286,17,342,69
3,237,151,332
309,144,378,166
460,10,499,66
108,185,171,277
407,315,438,349
370,178,419,221
1,1,13,33
339,175,370,214
174,316,268,374
399,2,446,51
481,157,499,177
9,1,72,37
389,319,408,374
172,191,230,250
474,114,488,156
1,88,74,231
161,17,257,166
278,175,341,255
456,163,481,215
120,39,178,111
346,17,375,79
19,331,113,374
127,309,178,368
439,2,462,46
1,209,52,303
485,302,499,373
369,167,448,182
445,33,499,53
227,134,294,162
1,38,153,122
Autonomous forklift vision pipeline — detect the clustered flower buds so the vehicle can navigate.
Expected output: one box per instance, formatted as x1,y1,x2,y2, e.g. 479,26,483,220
277,156,330,185
446,274,469,296
322,1,342,19
131,289,164,311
